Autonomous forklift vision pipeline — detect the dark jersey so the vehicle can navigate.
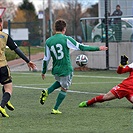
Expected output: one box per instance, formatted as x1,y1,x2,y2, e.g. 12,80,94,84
112,9,123,24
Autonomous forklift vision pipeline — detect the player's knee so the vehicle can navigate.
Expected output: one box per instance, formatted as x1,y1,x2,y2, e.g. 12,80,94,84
130,96,133,103
61,87,67,92
103,92,116,101
103,94,109,101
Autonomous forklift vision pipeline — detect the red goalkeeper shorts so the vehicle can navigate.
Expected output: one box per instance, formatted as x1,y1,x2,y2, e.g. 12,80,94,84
110,85,133,103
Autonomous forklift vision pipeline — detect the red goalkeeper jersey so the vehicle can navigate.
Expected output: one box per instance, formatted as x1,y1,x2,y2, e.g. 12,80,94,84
117,63,133,89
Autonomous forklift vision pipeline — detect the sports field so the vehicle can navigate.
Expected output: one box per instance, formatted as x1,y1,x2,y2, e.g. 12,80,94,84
0,70,133,133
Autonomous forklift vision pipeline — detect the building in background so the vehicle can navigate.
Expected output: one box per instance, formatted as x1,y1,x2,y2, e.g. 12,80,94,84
98,0,133,17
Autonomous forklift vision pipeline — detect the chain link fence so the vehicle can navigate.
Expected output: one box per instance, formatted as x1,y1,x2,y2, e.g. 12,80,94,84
8,20,43,46
75,16,133,70
6,16,133,70
80,16,133,43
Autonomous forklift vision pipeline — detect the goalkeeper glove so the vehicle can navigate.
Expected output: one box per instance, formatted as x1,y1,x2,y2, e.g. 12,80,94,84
120,55,128,66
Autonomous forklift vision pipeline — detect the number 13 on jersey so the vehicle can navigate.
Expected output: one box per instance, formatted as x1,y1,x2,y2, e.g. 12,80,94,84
50,44,64,60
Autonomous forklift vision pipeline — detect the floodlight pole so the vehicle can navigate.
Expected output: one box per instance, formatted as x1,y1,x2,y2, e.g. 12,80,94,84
43,0,46,45
105,0,109,70
48,0,52,36
8,20,11,36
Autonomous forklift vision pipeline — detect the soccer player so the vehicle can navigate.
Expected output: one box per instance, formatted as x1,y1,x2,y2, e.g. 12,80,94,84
0,18,36,117
79,55,133,108
40,19,108,114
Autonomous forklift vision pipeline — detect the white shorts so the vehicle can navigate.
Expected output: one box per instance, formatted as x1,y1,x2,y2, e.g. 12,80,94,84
54,72,73,90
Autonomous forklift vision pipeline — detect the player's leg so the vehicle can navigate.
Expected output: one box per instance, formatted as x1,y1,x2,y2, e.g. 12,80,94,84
79,86,122,107
0,83,12,117
1,66,14,110
79,85,128,107
51,73,73,114
1,83,12,107
2,86,14,111
0,66,13,117
125,94,133,108
51,87,67,114
90,91,116,104
79,91,117,107
40,81,61,105
47,81,61,94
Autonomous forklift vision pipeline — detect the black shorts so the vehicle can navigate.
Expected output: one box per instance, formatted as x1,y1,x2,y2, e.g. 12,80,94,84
0,65,12,85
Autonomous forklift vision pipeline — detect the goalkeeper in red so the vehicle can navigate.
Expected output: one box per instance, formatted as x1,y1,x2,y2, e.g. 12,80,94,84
40,19,107,114
79,55,133,108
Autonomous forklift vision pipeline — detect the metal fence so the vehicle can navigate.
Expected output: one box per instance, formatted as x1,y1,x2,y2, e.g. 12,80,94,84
78,16,133,70
8,20,43,46
80,16,133,43
7,16,133,70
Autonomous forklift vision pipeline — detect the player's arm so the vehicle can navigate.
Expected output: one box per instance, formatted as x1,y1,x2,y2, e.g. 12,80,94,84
117,55,132,74
42,45,51,79
7,35,36,70
117,65,131,74
67,37,107,51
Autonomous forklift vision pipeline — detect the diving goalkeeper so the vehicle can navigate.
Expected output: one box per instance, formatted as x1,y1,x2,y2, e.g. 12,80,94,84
79,55,133,108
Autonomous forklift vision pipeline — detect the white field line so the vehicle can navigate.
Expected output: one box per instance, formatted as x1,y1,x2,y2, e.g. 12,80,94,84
15,82,119,86
12,73,126,80
12,73,123,95
13,85,105,95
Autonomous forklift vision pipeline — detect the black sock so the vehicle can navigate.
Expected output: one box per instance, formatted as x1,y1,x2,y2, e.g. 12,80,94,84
2,86,5,94
0,92,11,108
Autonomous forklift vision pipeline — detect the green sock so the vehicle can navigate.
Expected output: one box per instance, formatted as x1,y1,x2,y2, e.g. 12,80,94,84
54,90,67,110
48,81,61,95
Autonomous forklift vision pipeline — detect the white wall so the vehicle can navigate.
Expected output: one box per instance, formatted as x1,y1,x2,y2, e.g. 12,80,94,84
71,42,133,70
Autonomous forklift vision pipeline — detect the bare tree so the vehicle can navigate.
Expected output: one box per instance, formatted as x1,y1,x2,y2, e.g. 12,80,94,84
43,0,98,40
53,0,84,40
0,0,16,21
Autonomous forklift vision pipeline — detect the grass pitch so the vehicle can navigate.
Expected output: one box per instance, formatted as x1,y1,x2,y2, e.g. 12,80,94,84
0,70,133,133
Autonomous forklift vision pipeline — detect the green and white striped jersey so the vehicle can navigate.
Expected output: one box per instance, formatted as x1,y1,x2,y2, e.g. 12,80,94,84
42,33,100,76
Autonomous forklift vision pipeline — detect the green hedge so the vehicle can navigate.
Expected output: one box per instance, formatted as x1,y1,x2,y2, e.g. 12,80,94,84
5,46,44,61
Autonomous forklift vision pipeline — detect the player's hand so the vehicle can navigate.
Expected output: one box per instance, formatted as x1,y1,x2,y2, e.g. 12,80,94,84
27,61,37,70
120,55,128,66
42,74,46,80
99,46,108,51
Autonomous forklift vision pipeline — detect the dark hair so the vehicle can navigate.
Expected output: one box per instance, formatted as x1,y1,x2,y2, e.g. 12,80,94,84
55,19,66,32
116,5,120,8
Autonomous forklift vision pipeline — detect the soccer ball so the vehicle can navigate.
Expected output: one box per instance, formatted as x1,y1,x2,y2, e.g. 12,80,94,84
76,54,88,67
